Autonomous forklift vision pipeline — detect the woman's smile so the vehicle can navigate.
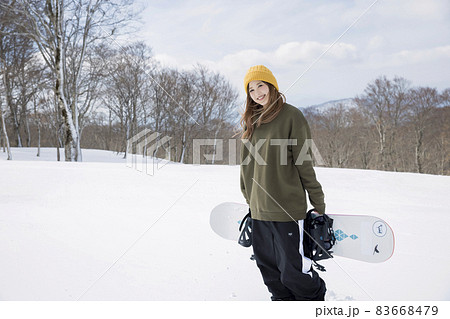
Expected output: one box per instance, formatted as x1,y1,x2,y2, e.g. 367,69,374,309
249,80,270,106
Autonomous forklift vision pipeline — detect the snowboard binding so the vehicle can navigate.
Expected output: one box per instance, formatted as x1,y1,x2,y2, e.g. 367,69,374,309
238,210,252,247
304,209,336,271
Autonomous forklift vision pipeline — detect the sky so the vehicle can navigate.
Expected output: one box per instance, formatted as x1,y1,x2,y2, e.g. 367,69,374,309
131,0,450,107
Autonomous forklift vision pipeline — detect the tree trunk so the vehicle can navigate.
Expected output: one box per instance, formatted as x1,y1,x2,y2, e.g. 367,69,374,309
24,111,31,147
0,126,4,152
179,130,187,163
415,129,424,173
3,69,22,147
37,122,41,157
0,103,12,160
53,0,78,161
33,97,41,157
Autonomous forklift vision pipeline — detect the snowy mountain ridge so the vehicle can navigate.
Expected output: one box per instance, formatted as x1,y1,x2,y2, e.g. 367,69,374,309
301,98,357,113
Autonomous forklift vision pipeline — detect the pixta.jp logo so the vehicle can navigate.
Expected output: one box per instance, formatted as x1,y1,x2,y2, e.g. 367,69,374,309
126,129,172,176
192,138,325,166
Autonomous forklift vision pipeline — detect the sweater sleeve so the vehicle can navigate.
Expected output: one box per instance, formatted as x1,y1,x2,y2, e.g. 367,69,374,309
240,168,249,205
239,142,250,205
290,112,326,214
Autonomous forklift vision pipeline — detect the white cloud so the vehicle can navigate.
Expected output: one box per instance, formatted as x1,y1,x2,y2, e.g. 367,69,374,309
136,0,449,105
373,0,450,21
327,43,359,61
394,46,450,64
151,42,449,106
153,54,180,69
187,41,360,101
274,42,324,63
369,45,450,68
367,35,385,51
219,41,359,68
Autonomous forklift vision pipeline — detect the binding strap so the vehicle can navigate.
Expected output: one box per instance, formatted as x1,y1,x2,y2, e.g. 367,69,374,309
238,211,252,247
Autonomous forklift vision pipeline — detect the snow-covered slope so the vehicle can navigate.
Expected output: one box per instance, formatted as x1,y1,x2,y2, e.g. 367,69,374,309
302,98,357,114
1,148,449,301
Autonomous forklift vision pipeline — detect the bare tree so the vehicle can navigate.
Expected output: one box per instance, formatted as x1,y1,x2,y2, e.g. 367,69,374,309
0,0,78,160
170,70,199,163
0,99,12,160
316,103,353,167
433,89,450,175
407,87,440,173
0,0,137,161
191,64,238,164
348,108,376,169
162,66,239,164
194,64,238,128
149,67,178,137
63,0,137,160
0,3,37,148
74,44,111,158
355,76,410,171
102,42,154,155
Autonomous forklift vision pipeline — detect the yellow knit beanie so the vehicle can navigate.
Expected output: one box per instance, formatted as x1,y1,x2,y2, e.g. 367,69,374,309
243,65,279,93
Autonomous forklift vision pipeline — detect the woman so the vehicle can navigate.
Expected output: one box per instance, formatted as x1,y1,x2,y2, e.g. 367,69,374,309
239,65,326,301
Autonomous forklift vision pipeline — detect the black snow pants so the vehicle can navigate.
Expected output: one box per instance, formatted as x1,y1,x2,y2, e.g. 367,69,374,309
252,219,326,301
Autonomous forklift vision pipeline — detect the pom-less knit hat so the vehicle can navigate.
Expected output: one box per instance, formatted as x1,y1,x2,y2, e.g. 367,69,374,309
243,65,279,92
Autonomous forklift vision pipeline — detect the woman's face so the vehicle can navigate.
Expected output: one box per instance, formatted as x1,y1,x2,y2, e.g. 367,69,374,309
248,81,270,106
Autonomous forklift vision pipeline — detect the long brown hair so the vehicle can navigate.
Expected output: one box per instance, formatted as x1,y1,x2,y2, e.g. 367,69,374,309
240,82,286,139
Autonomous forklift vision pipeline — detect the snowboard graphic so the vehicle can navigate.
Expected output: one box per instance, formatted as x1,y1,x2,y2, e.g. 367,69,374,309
210,202,395,263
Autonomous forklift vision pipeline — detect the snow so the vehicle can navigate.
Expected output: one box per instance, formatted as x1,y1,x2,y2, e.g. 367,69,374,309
302,98,357,114
1,147,449,301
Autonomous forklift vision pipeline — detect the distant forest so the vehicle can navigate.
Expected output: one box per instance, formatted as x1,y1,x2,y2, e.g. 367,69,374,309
304,79,449,175
1,1,448,175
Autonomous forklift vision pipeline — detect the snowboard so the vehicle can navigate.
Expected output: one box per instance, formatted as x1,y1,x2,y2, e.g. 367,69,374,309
210,202,395,263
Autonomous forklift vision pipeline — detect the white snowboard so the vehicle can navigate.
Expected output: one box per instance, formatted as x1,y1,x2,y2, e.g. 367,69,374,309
210,202,395,263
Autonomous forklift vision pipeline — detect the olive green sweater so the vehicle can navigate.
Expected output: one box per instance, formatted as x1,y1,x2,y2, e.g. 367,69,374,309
240,103,325,222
